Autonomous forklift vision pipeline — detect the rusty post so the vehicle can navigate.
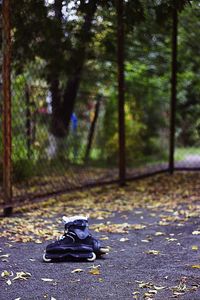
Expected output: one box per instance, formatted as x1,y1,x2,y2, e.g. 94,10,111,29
2,0,12,216
117,0,126,185
25,84,32,159
169,7,178,175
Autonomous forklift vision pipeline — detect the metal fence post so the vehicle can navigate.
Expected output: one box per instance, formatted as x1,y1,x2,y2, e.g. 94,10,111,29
2,0,12,216
117,0,126,185
169,7,178,174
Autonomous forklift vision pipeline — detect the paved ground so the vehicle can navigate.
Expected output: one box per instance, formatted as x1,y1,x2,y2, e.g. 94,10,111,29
1,207,200,300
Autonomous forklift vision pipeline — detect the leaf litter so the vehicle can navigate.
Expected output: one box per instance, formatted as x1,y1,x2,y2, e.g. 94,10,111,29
1,173,200,298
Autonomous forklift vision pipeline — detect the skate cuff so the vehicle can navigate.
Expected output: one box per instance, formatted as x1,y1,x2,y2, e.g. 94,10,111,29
62,215,88,224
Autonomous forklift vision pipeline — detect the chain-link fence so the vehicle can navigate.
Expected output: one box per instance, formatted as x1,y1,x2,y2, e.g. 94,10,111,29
1,1,200,215
174,3,200,171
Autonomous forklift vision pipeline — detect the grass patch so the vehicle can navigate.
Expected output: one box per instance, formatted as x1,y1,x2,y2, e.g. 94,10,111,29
175,147,200,161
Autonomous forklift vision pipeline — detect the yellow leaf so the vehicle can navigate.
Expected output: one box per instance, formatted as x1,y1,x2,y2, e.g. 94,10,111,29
132,224,146,230
191,265,200,269
1,270,11,277
89,267,101,275
100,236,109,240
192,245,198,251
192,231,200,235
155,232,165,236
138,282,153,288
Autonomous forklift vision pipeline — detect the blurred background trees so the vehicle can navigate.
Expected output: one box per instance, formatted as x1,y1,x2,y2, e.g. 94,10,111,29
0,0,199,182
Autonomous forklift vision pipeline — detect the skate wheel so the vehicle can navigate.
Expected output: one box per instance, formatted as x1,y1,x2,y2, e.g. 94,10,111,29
87,252,96,262
100,247,109,254
43,253,52,262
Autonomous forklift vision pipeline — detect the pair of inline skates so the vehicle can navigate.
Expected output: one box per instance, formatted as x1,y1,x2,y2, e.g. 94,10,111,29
43,216,109,262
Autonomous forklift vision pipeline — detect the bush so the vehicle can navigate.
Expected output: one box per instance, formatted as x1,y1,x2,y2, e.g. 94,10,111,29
13,159,35,183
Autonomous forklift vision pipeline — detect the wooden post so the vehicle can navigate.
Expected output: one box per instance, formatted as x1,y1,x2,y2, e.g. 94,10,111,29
2,0,12,216
117,0,126,185
169,7,178,174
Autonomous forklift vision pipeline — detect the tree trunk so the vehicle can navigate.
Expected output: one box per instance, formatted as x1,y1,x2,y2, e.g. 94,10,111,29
85,95,102,162
61,0,97,133
50,77,66,137
49,0,65,137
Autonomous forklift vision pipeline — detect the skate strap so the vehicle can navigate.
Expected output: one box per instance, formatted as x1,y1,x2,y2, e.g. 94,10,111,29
92,238,101,253
72,227,90,240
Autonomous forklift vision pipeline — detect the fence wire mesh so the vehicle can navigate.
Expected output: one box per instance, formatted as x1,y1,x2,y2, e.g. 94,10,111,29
174,4,200,170
0,1,200,211
125,9,171,179
9,0,120,204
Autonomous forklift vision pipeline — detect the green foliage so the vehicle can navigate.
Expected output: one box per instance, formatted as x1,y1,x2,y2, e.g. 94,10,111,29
13,159,35,183
176,2,200,146
98,88,146,165
1,0,199,183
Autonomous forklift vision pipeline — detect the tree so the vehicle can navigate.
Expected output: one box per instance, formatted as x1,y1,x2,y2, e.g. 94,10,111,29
176,1,200,146
3,0,193,145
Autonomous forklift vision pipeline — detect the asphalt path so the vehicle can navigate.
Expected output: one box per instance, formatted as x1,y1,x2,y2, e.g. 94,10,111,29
1,207,200,300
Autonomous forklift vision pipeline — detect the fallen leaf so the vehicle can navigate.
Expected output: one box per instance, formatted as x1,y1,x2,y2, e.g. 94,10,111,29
89,266,101,275
191,265,200,269
13,272,31,280
0,254,10,260
99,236,109,240
154,285,166,290
138,282,153,289
148,289,158,294
132,291,140,295
35,239,42,244
119,237,129,242
144,292,154,297
69,279,80,283
155,232,165,236
192,245,198,251
71,269,84,274
41,278,54,282
1,270,11,277
165,238,177,242
6,279,12,285
145,250,160,255
171,277,187,295
192,230,200,235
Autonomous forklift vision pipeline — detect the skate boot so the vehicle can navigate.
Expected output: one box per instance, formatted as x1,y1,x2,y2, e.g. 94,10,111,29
43,216,109,262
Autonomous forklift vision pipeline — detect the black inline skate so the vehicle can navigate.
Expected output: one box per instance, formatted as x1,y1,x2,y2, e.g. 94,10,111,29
43,216,109,262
